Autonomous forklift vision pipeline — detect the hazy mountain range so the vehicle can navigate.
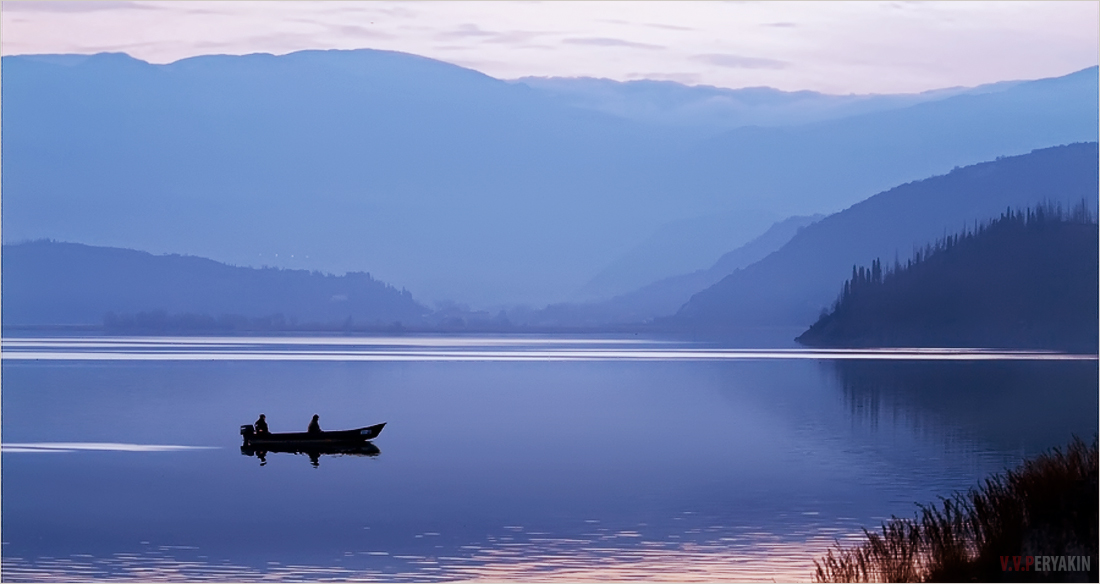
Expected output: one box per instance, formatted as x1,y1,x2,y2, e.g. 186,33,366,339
512,76,1024,133
3,49,1096,307
525,214,822,326
4,145,1095,333
670,143,1099,330
2,241,428,327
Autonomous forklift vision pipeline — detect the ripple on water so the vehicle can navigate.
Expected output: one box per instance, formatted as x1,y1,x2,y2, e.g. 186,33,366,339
2,526,867,582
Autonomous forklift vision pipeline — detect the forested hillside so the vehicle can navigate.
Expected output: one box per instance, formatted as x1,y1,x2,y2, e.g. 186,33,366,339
671,143,1099,329
796,205,1098,351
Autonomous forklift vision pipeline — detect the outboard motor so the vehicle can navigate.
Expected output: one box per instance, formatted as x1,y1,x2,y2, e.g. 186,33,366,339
240,424,255,444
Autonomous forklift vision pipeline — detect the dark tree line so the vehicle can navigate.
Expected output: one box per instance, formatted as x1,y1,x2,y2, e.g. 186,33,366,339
102,311,411,334
798,202,1098,351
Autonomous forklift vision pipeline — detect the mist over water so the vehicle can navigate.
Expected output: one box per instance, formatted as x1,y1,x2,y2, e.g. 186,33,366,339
3,335,1094,581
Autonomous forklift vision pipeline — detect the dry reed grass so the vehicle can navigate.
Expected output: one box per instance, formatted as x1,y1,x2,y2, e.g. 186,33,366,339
814,437,1097,582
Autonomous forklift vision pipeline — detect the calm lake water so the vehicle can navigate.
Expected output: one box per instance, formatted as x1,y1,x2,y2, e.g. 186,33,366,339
2,334,1096,582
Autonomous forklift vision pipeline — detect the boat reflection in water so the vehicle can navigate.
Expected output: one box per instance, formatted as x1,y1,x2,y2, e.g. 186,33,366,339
240,422,386,467
241,442,381,467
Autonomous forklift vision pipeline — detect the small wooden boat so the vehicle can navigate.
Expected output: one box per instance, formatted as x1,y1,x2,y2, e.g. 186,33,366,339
240,422,386,450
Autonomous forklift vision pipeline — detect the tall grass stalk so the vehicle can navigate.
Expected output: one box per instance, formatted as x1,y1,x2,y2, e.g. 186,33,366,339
814,437,1097,582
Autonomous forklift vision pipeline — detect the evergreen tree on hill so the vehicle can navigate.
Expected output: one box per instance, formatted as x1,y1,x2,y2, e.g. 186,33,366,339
796,203,1098,352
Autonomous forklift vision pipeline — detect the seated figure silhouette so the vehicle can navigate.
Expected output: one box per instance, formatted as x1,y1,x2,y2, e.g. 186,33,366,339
307,414,322,435
255,413,270,435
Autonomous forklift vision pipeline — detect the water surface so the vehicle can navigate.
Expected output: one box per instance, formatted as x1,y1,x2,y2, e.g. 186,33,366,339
3,335,1095,581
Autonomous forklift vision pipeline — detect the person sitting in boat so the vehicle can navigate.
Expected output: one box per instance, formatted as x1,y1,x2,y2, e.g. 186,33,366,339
255,413,270,435
307,414,322,434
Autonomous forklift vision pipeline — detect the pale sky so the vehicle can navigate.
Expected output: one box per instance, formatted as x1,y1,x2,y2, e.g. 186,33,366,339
1,1,1097,94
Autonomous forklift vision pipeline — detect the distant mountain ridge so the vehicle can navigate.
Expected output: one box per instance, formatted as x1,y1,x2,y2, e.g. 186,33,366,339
670,142,1100,330
573,208,782,301
2,241,429,327
525,214,822,326
3,49,1096,307
514,76,1024,132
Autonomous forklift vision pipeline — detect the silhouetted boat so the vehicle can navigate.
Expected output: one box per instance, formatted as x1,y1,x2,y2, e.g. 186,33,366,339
240,422,386,450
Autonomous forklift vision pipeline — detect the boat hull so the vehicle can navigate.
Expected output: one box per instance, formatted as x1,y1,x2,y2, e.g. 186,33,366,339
241,422,386,449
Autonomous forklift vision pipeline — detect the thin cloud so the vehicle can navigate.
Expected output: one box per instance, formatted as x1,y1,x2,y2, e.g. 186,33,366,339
693,53,789,70
485,33,545,45
563,37,664,50
323,23,394,40
2,0,152,12
438,23,496,39
628,71,702,85
435,23,546,46
647,23,695,32
347,5,419,19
